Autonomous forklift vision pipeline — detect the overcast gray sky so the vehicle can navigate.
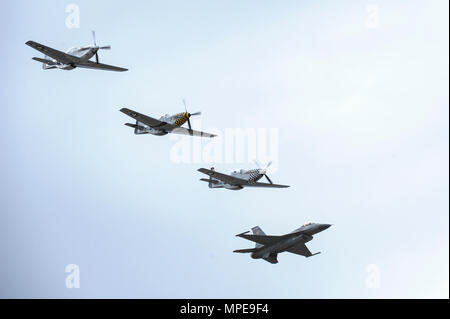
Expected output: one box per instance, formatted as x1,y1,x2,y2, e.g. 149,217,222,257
0,0,448,298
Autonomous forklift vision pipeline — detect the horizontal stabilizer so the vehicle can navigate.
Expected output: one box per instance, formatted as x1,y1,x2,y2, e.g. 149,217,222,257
124,123,138,128
236,231,250,237
233,248,257,253
307,252,321,258
199,178,219,184
32,57,57,65
125,123,146,130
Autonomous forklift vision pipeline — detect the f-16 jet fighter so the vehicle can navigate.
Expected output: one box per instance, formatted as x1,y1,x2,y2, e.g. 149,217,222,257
198,161,289,190
25,31,128,72
120,100,216,138
234,222,331,264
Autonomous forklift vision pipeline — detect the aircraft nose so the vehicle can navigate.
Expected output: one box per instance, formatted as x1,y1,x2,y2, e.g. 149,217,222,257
320,224,332,230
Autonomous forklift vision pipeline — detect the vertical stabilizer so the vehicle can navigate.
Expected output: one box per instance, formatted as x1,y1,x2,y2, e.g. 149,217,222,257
252,226,266,249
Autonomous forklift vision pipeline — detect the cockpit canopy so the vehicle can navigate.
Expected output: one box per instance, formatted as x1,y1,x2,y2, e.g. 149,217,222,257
302,221,314,227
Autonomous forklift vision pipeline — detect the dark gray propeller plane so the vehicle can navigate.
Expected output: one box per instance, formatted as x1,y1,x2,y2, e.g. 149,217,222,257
26,31,128,72
234,222,331,264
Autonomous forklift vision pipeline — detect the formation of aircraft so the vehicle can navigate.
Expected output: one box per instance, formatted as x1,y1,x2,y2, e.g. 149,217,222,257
26,31,128,72
120,100,216,138
234,222,331,264
25,32,332,264
198,161,290,190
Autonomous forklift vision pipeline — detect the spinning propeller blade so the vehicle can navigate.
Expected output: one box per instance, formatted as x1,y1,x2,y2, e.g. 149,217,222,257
264,174,273,184
254,160,273,184
91,30,111,64
182,99,201,131
92,30,97,46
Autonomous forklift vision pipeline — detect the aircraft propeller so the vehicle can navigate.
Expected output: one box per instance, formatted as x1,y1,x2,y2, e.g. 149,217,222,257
254,160,273,184
91,30,111,64
183,99,201,130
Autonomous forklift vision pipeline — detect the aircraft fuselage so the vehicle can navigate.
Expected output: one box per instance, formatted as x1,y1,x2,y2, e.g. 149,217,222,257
208,169,265,190
251,233,312,259
133,112,190,135
41,46,98,70
248,223,331,261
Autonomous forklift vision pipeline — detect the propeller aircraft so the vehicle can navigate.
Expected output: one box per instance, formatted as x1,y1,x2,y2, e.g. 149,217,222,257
120,100,216,138
198,161,290,190
25,31,128,72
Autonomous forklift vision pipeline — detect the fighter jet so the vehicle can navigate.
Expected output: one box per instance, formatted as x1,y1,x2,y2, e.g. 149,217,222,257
198,161,289,190
25,31,128,72
234,222,331,264
120,100,216,138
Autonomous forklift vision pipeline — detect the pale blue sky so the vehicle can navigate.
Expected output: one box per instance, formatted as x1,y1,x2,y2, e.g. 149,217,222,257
0,0,448,298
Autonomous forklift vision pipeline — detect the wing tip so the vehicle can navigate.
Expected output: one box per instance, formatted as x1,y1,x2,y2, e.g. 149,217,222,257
307,252,321,258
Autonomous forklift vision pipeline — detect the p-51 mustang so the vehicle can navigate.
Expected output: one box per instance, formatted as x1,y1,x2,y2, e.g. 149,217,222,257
234,222,332,264
198,161,290,190
120,100,216,138
25,31,128,72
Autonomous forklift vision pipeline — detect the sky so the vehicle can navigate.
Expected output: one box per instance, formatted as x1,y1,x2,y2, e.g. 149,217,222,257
0,0,448,298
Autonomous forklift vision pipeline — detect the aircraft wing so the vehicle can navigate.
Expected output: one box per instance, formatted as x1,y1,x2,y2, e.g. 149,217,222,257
236,233,285,246
198,168,248,185
170,127,216,138
26,41,75,65
285,243,313,257
120,108,175,131
242,182,290,188
74,60,128,72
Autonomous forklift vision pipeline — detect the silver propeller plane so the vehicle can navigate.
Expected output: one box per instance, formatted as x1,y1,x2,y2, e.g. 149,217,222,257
198,161,290,190
234,222,332,264
25,31,128,72
120,100,216,137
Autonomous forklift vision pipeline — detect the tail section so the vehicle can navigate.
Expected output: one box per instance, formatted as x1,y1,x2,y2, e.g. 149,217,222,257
208,167,215,188
199,167,218,188
32,56,57,70
252,226,266,249
125,121,148,134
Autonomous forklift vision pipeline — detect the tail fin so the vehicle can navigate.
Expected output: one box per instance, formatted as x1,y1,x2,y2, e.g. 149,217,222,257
252,226,266,249
208,167,215,188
